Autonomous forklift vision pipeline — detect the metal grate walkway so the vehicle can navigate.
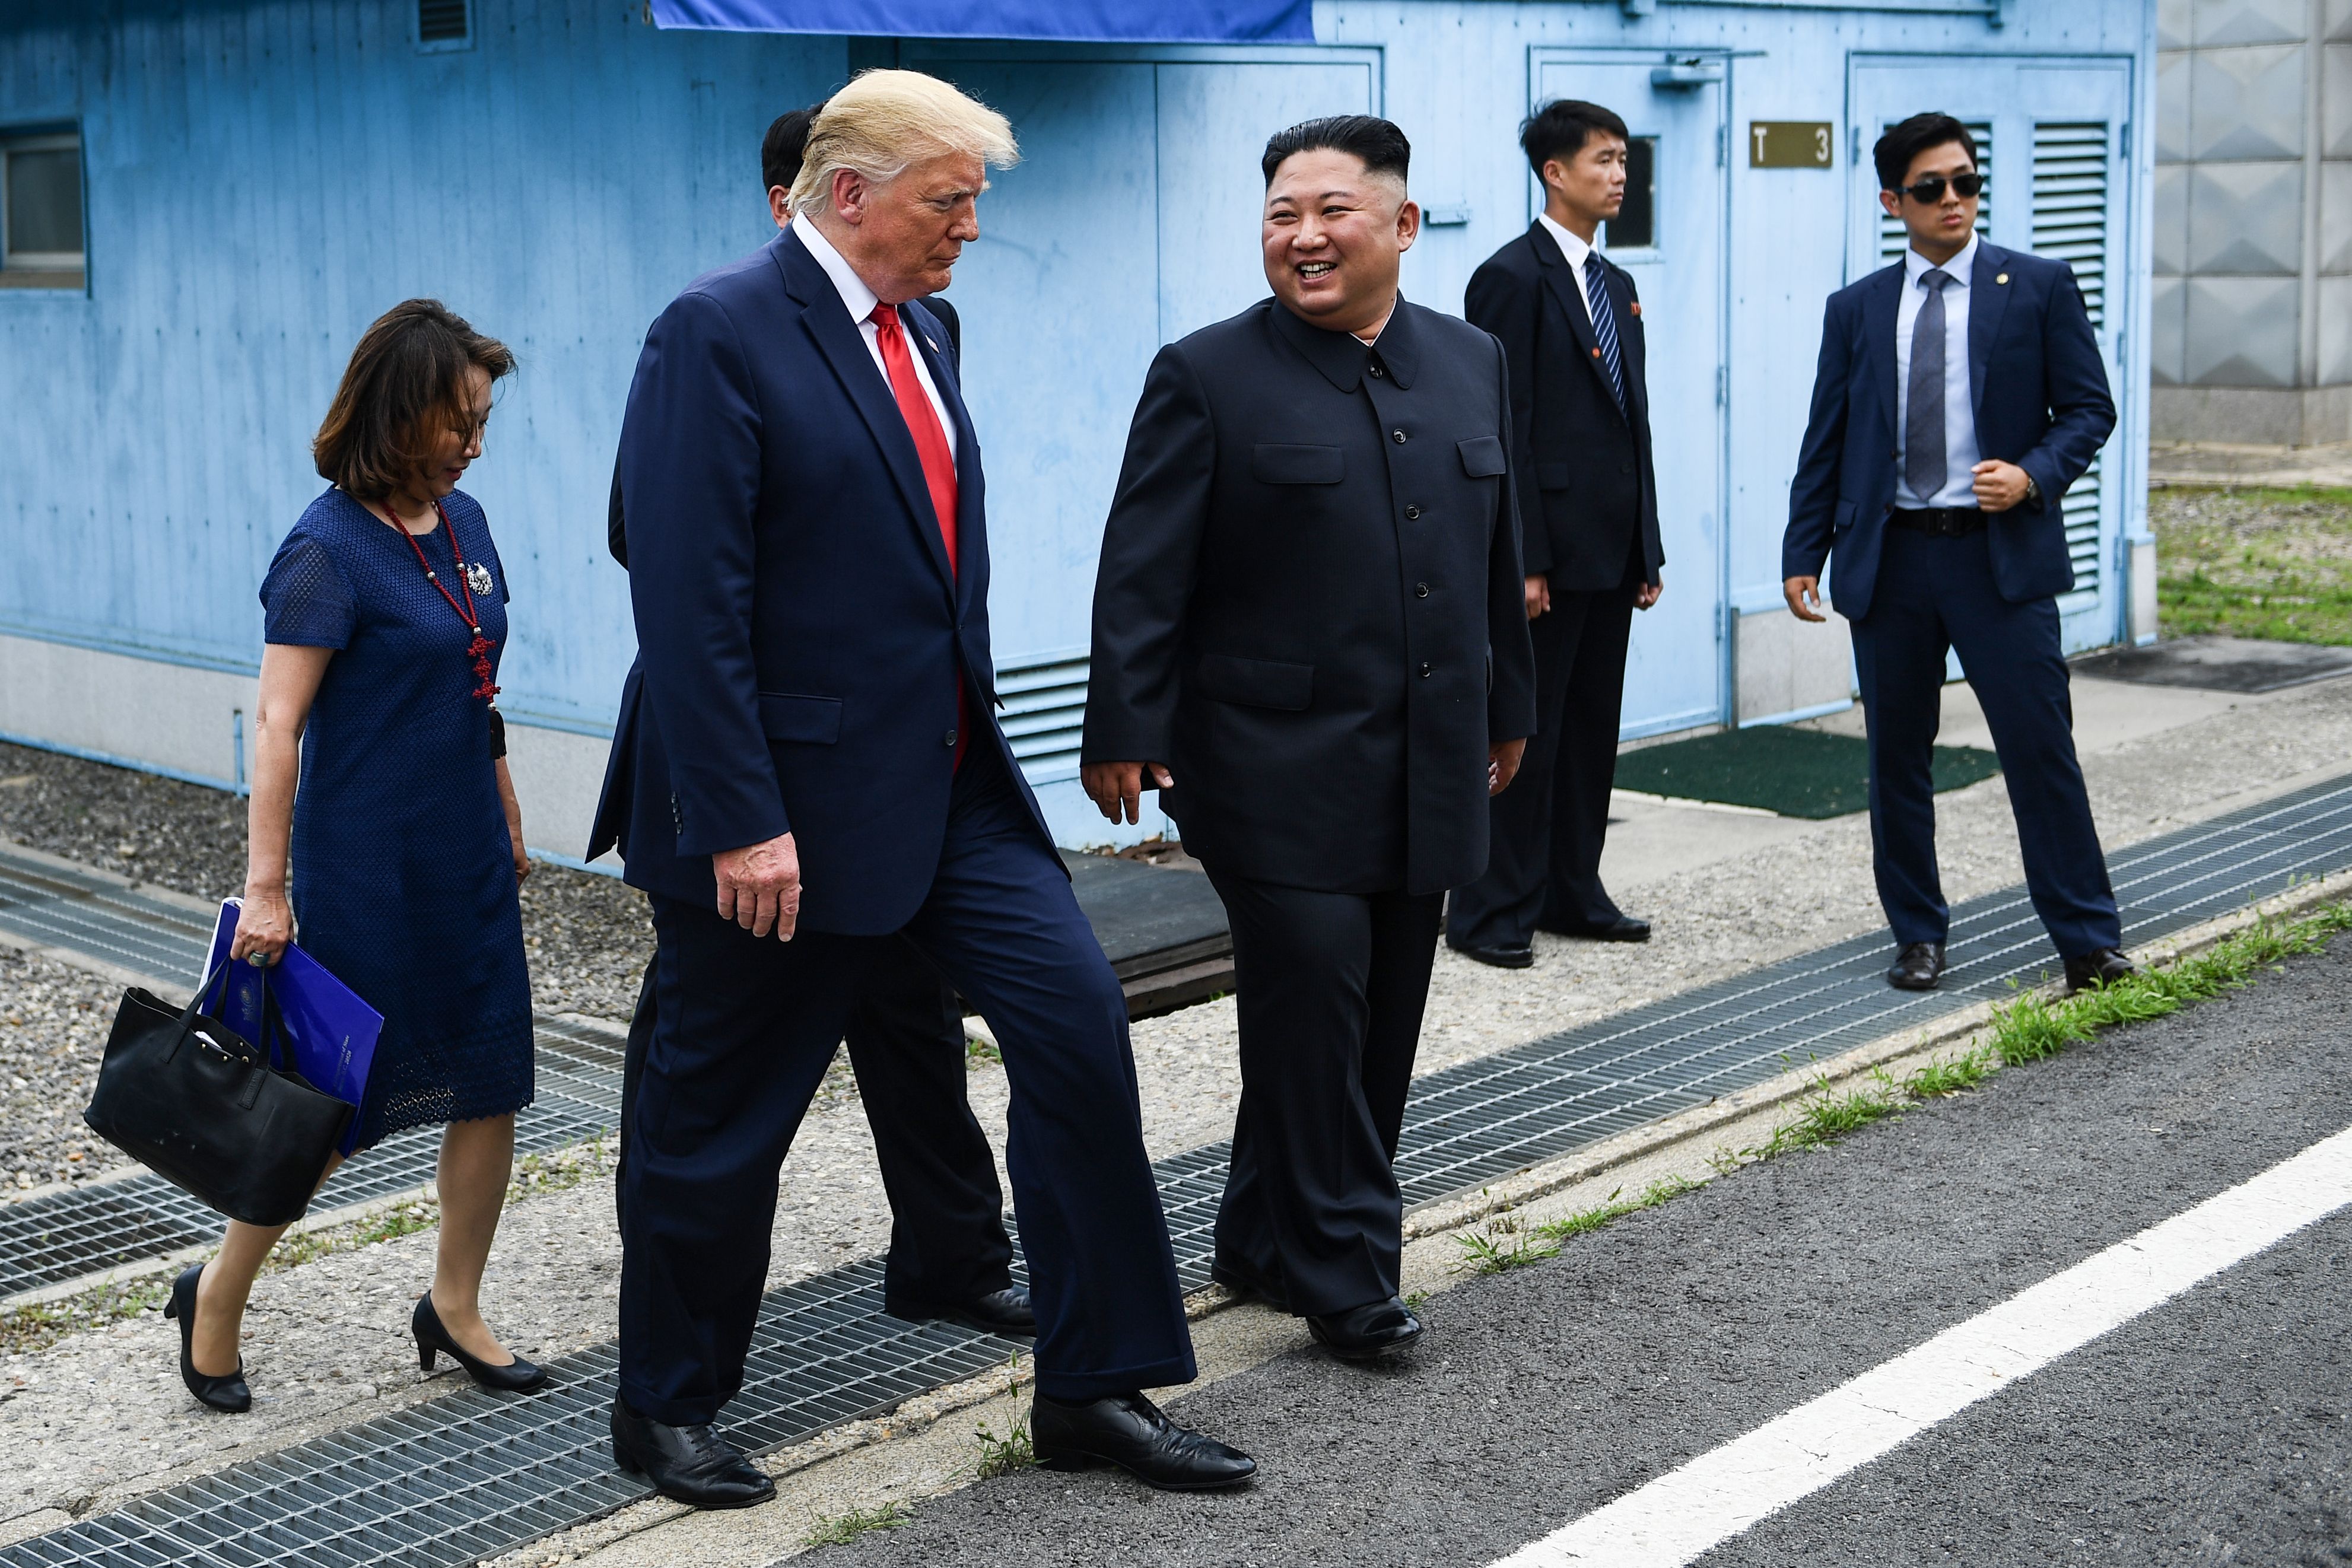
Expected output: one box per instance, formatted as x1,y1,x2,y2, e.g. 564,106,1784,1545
4,774,2351,1567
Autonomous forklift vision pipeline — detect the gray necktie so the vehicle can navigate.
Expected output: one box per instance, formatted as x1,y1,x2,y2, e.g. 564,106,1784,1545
1905,269,1951,502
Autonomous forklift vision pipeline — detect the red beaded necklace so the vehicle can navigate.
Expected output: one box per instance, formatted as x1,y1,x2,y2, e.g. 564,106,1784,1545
380,495,500,704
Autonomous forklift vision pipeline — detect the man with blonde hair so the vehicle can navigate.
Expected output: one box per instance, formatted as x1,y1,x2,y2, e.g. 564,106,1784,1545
592,70,1254,1504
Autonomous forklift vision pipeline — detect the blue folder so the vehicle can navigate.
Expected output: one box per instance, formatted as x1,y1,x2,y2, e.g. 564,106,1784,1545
204,900,384,1156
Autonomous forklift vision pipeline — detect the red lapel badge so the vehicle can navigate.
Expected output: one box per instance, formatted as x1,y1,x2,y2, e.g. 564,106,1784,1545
1629,300,1642,319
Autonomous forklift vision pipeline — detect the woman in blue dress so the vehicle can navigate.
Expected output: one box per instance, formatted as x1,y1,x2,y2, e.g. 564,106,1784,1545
167,300,544,1411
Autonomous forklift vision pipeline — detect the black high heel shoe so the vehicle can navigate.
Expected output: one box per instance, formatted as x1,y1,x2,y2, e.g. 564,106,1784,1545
162,1263,252,1413
412,1291,548,1393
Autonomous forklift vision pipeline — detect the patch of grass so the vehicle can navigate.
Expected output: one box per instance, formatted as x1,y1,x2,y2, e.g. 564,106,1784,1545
964,1033,1002,1068
1744,1070,1906,1160
1454,1175,1701,1276
803,1502,910,1547
0,1275,170,1357
2151,486,2352,645
1903,1049,1993,1098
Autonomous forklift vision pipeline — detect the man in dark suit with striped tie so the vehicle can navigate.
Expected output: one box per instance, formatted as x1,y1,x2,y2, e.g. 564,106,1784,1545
1448,100,1664,969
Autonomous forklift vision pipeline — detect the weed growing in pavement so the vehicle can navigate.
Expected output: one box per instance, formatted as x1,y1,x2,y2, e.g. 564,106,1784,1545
965,1033,1002,1068
972,1354,1035,1477
1453,1175,1702,1275
0,1275,170,1357
1903,1051,1993,1098
803,1501,911,1546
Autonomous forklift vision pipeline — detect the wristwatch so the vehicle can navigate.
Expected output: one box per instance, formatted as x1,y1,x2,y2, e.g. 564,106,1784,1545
2023,475,2043,507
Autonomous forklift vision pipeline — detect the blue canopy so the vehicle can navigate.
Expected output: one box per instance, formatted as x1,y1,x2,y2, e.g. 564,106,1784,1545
649,0,1314,43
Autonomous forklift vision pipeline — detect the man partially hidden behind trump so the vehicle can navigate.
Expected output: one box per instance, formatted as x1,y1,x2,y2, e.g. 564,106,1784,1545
589,71,1254,1505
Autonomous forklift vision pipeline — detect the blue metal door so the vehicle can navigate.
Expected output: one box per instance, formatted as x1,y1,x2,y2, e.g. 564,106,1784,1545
1848,55,2135,655
1531,50,1730,739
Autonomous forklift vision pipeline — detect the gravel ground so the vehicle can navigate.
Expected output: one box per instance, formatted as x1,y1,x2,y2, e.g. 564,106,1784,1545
0,950,125,1191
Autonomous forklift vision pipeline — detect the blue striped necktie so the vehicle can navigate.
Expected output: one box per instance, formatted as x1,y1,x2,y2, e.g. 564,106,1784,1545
1585,252,1626,414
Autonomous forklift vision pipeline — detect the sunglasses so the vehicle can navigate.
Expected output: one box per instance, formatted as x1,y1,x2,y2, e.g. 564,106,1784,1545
1896,171,1984,204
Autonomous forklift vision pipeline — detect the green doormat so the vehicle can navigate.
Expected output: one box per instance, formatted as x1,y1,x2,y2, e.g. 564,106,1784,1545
1612,726,2001,819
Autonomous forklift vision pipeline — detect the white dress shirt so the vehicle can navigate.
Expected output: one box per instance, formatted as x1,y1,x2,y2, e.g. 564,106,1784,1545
794,217,957,462
1537,211,1599,319
1892,233,1980,509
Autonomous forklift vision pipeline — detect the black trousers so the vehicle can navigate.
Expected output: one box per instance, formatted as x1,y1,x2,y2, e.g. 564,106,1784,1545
1448,559,1639,950
616,934,1013,1307
1852,524,2121,958
1204,869,1444,1317
616,743,1193,1423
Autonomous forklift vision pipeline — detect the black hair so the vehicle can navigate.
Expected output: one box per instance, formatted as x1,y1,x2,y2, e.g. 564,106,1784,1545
1873,113,1978,192
1260,115,1411,187
761,104,824,195
1518,99,1629,176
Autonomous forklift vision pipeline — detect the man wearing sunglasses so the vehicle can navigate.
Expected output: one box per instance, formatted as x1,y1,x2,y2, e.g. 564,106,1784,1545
1782,112,2131,996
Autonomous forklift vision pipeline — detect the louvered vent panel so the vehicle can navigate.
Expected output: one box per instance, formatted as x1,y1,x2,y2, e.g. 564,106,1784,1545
419,0,469,43
2032,122,2108,328
1879,121,1991,265
997,653,1089,783
2034,120,2110,590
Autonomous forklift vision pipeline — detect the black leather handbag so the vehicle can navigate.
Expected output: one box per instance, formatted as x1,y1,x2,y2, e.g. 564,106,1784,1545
82,960,353,1226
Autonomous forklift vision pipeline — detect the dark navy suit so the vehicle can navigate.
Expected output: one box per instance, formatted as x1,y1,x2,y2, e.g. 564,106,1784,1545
1784,238,2121,958
589,228,1194,1421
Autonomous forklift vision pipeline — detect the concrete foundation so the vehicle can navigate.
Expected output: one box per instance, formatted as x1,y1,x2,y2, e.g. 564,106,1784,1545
1734,603,1856,726
2151,386,2352,447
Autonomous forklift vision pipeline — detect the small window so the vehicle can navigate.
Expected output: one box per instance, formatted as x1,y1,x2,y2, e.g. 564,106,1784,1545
1605,136,1657,251
418,0,471,51
1,131,84,288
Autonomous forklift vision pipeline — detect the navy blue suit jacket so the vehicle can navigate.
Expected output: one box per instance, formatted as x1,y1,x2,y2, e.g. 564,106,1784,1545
1782,240,2115,621
588,227,1050,931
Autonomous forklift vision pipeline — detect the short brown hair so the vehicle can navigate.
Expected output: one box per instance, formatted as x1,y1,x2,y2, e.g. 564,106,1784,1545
313,300,514,501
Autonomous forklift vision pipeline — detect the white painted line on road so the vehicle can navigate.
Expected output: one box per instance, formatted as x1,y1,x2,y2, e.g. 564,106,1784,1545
1491,1122,2352,1568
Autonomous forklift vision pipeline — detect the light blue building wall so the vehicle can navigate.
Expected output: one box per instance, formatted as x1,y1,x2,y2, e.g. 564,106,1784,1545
0,0,2153,865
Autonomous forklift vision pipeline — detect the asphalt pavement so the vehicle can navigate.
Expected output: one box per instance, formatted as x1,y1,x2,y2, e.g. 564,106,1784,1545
804,939,2352,1568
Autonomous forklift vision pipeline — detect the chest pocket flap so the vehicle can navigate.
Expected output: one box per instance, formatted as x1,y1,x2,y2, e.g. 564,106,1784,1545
1458,435,1507,478
1251,444,1346,485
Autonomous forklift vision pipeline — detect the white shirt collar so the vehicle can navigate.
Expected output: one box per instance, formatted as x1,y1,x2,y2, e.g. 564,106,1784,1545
1905,231,1978,289
1537,211,1597,272
794,215,882,325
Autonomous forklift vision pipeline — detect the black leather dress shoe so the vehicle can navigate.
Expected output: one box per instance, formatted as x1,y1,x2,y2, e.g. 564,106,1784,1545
1539,915,1651,943
1032,1391,1257,1491
163,1262,251,1413
1305,1296,1425,1362
1450,940,1534,970
2064,947,2137,993
611,1398,774,1509
884,1285,1036,1338
1887,942,1947,991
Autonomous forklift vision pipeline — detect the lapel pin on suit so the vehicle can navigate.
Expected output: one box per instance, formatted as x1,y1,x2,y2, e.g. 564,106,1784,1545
1629,300,1641,318
1995,273,2010,285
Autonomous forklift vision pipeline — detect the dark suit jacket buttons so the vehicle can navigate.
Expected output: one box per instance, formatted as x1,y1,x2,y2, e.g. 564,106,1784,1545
1405,504,1422,520
1416,582,1431,597
1419,661,1433,677
1392,428,1407,444
1619,462,1632,475
944,729,958,747
1369,362,1385,377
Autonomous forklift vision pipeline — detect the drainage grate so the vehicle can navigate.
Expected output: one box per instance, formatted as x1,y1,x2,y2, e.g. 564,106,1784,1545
0,1023,622,1300
5,774,2352,1567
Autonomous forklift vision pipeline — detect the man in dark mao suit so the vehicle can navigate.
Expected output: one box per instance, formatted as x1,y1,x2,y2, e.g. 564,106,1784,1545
1083,116,1537,1363
1450,99,1666,969
602,103,1023,1343
1784,113,2129,994
590,71,1252,1506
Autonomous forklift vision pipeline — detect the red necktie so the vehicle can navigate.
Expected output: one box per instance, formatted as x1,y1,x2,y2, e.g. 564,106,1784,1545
871,302,967,767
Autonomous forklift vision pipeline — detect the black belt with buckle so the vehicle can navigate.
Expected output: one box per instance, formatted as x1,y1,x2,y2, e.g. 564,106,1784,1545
1889,505,1984,537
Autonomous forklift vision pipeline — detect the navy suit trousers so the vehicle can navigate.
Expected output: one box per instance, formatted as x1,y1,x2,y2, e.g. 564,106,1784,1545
1851,525,2122,958
616,745,1196,1422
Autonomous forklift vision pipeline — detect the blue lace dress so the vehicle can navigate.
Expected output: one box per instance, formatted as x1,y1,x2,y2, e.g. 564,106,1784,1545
259,488,535,1152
